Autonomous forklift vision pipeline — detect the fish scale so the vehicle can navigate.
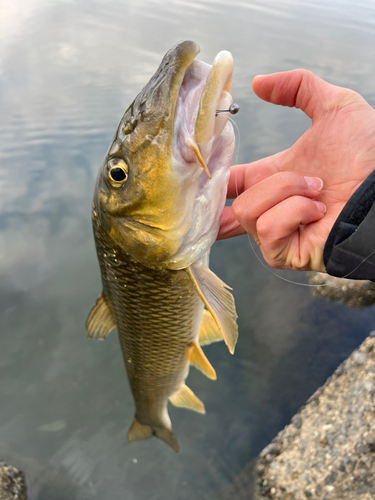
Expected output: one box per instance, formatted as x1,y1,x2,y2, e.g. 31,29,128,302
87,41,238,452
92,211,203,426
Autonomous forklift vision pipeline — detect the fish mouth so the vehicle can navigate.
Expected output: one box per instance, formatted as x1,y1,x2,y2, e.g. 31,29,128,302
173,47,234,178
98,41,235,270
157,44,235,270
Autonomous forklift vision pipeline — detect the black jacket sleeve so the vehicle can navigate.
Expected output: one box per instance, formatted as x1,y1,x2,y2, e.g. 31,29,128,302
323,170,375,281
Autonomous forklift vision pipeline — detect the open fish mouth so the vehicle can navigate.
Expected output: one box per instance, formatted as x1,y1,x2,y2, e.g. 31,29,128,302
89,40,239,453
94,41,236,270
173,47,234,179
155,42,236,269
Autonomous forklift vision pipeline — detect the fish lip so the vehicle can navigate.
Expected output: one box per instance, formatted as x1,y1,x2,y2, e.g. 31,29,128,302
115,41,200,155
160,50,235,270
98,42,235,270
173,51,234,175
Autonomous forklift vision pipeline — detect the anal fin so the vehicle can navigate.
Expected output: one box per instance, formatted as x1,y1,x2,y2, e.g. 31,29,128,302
189,342,216,380
169,384,205,414
199,309,223,345
127,416,179,453
86,294,116,340
187,257,238,354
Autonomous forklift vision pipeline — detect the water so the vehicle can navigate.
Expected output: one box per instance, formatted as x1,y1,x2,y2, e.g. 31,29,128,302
1,1,375,498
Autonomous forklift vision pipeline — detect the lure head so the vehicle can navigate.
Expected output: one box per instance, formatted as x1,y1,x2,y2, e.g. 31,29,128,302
94,40,235,269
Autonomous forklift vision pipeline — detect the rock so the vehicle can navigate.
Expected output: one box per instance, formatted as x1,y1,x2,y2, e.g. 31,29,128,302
260,444,282,458
292,415,303,430
324,471,336,485
254,335,375,499
307,272,375,308
363,380,375,393
0,463,26,500
352,351,368,365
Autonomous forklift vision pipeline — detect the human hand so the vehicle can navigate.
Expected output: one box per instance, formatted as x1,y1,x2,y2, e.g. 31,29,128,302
218,70,375,272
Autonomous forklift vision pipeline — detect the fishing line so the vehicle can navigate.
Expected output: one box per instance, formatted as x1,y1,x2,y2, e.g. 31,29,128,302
228,116,374,287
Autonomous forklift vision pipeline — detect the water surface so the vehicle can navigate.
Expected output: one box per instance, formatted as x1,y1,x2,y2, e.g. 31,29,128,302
1,1,375,499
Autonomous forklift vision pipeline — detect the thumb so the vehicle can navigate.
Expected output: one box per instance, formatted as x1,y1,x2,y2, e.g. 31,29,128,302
252,69,358,120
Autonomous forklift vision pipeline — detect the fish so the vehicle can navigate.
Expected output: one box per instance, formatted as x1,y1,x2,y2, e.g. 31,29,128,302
86,40,238,452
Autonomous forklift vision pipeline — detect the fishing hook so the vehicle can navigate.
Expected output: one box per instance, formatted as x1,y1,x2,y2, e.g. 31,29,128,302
215,103,240,116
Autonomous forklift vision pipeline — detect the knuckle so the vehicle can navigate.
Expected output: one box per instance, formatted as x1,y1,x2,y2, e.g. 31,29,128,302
290,195,308,212
274,172,304,195
256,216,271,239
283,173,298,192
231,198,242,221
232,195,256,223
299,68,314,80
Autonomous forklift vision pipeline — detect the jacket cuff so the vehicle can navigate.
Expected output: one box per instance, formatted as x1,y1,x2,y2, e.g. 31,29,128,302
323,170,375,281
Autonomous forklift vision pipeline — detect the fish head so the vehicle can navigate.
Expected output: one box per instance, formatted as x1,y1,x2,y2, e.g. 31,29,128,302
94,40,235,269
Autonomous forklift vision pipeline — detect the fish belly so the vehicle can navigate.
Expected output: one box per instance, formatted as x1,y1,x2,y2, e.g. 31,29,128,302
93,213,204,429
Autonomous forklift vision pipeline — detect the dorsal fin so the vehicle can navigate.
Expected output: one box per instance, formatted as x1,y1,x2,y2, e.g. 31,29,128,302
169,384,205,414
86,294,116,340
199,310,223,345
189,342,216,380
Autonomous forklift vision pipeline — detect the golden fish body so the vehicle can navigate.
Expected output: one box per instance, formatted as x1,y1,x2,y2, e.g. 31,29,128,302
90,211,205,451
87,40,238,452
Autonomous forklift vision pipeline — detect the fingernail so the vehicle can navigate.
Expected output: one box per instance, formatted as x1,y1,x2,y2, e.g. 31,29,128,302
314,201,327,213
304,176,323,190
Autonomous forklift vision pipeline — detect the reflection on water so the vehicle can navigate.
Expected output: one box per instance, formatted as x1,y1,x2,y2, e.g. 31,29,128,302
1,0,375,498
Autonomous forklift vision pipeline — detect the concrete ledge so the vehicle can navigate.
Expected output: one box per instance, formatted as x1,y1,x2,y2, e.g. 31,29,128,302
255,334,375,499
307,272,375,308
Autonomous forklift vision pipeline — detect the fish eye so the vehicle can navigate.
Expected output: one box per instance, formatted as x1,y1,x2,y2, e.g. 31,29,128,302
110,167,127,181
108,159,128,186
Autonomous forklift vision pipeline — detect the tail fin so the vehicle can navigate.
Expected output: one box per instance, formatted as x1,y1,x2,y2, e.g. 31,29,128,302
127,416,180,453
153,427,179,453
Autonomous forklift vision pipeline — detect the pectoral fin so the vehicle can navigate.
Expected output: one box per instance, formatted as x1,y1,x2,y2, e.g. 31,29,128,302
169,385,205,414
187,260,238,354
189,342,216,380
199,310,223,345
86,294,116,340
